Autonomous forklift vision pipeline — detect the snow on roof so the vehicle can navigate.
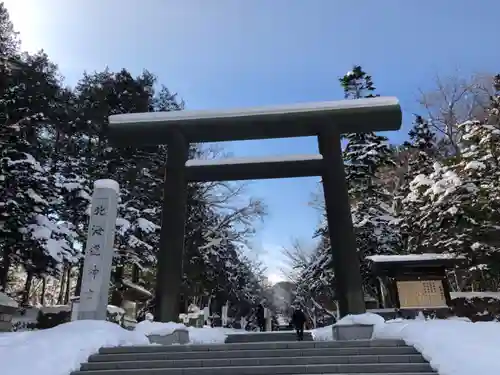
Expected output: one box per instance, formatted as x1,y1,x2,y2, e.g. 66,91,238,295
366,253,466,263
450,292,500,300
94,179,120,194
109,97,399,125
186,154,323,167
121,279,153,299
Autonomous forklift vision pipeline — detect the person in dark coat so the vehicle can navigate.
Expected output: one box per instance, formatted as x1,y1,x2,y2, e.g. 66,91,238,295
291,306,307,341
256,304,265,332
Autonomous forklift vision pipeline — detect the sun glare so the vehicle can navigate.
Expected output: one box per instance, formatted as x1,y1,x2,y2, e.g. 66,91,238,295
4,0,47,53
267,273,285,285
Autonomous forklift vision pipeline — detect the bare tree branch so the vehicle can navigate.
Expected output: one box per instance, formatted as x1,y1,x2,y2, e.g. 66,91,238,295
418,72,495,155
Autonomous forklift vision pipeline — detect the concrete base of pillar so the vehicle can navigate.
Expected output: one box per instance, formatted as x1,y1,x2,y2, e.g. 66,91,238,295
147,328,190,345
332,324,374,341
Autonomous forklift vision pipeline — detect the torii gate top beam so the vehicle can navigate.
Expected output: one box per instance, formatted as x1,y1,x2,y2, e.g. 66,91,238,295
107,97,401,146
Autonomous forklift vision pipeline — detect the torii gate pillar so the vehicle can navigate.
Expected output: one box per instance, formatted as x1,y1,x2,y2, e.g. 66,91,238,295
318,130,365,314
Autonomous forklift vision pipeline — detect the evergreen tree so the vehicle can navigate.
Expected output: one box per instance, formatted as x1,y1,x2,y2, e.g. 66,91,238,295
298,66,401,305
396,115,439,252
0,27,76,295
399,75,500,290
340,66,401,297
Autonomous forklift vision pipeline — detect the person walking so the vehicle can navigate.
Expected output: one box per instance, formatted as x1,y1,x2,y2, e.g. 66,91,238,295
256,304,265,332
291,305,307,341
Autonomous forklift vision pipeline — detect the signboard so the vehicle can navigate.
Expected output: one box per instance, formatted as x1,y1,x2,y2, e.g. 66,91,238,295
396,280,447,309
78,180,119,320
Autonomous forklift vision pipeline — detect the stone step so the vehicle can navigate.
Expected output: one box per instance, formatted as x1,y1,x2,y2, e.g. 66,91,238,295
99,339,407,354
83,354,426,370
73,362,433,374
76,373,434,375
90,345,418,362
225,332,313,343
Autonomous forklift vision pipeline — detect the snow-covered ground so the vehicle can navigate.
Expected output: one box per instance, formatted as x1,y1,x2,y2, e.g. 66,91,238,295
0,319,247,375
312,312,498,375
1,313,499,375
0,320,149,375
134,320,248,344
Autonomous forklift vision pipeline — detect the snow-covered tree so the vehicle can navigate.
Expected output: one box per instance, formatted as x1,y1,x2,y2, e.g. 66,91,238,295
341,66,401,296
395,115,439,251
0,44,78,298
400,75,500,290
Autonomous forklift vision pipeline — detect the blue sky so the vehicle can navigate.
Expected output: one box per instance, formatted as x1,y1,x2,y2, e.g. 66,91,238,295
6,0,500,282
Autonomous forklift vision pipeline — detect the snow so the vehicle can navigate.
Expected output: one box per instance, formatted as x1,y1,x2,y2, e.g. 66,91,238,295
94,179,120,194
374,318,500,375
310,325,334,341
0,319,247,375
311,314,500,375
136,217,159,233
188,326,228,344
186,154,323,167
450,291,500,300
21,214,78,265
109,96,399,125
107,305,125,316
134,321,233,344
0,292,18,308
366,253,466,262
121,279,153,299
2,312,498,375
334,312,385,326
134,320,187,336
464,160,486,170
310,313,384,340
0,320,149,375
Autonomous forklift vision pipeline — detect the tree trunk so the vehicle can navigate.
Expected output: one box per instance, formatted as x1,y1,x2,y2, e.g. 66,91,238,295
22,271,34,306
74,260,84,296
110,264,124,307
0,250,11,290
58,264,67,304
64,266,71,304
40,277,47,306
132,264,140,283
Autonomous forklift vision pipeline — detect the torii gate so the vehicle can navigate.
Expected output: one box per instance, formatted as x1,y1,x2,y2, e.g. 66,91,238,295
108,97,402,322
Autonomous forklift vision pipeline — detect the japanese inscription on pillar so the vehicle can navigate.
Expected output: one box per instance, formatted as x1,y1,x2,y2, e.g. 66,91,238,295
78,180,119,320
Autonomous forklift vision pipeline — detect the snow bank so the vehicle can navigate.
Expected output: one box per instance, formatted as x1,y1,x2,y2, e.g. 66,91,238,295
310,325,333,341
334,312,385,326
0,320,149,375
134,320,187,336
310,312,384,341
374,318,500,375
1,319,242,375
311,314,500,375
188,326,228,344
134,320,232,344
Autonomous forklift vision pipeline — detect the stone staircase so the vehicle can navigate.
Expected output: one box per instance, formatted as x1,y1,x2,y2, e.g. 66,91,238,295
225,331,314,343
72,337,436,375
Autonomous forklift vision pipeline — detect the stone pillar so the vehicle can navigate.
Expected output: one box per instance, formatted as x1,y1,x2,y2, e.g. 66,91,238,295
265,308,272,332
78,179,119,320
317,131,365,317
155,131,189,322
203,306,210,324
221,303,228,326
